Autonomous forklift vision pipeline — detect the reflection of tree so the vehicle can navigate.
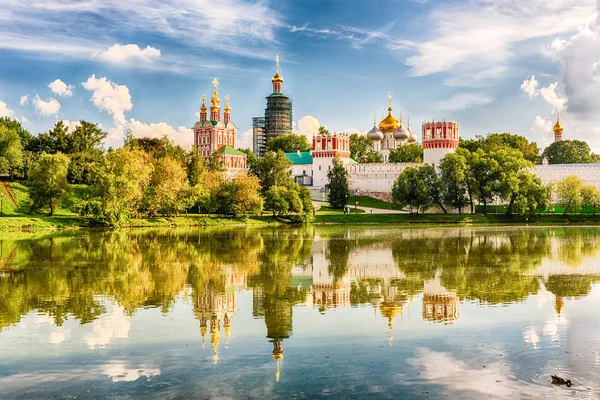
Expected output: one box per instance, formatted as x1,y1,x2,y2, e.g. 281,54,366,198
545,275,600,297
326,234,351,286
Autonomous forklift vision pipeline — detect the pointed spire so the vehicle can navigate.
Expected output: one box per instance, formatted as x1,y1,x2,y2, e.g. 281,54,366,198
373,112,377,126
271,54,284,93
276,54,280,74
387,91,393,108
407,114,411,129
399,109,403,125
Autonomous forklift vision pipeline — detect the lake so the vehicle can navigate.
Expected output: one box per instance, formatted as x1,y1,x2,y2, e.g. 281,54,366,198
0,226,599,399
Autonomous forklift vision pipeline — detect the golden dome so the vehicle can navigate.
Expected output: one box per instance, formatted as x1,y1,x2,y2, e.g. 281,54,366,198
553,117,563,132
380,300,402,321
378,107,400,134
272,72,284,84
224,95,231,115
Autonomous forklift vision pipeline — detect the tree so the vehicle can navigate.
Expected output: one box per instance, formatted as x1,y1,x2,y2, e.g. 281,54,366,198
69,121,107,153
207,152,225,172
463,148,499,214
188,151,206,187
392,167,431,214
581,185,600,214
266,134,311,153
0,125,23,176
542,140,597,164
89,148,153,224
125,132,187,165
144,157,190,216
419,164,446,213
490,146,531,206
37,121,70,154
509,172,550,217
0,117,34,151
556,175,583,215
29,153,71,216
439,153,469,214
325,157,349,209
218,172,263,217
249,150,293,193
388,143,423,163
317,126,331,136
349,133,381,163
460,133,541,164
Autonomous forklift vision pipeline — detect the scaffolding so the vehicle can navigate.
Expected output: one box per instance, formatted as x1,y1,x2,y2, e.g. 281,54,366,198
252,117,266,157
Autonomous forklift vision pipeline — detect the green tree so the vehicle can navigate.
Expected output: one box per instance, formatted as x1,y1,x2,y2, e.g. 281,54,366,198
0,117,34,151
556,175,583,215
349,133,381,163
266,134,311,153
218,172,263,217
29,153,71,215
207,152,226,172
388,143,423,163
509,172,550,217
89,148,153,224
37,121,70,154
145,157,190,216
317,126,330,136
581,185,600,214
69,121,107,153
392,167,431,214
460,133,541,164
125,133,187,165
419,164,446,213
542,140,596,164
325,157,349,209
249,150,293,193
439,153,469,214
0,125,23,175
188,151,206,187
464,148,499,214
490,146,531,206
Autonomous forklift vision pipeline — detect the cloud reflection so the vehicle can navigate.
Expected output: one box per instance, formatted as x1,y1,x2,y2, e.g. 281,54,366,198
84,302,131,349
101,362,160,382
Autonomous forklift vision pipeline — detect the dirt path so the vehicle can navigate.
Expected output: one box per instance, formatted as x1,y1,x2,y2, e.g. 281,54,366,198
1,182,17,207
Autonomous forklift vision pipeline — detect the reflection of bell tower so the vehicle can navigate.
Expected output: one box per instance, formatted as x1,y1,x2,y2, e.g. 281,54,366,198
554,296,564,315
200,312,208,349
422,276,459,324
272,339,284,382
210,314,221,363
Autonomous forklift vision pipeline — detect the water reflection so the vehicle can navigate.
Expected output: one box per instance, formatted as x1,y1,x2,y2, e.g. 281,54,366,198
1,226,600,397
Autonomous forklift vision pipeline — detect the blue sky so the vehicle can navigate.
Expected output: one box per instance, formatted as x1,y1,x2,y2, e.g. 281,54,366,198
0,0,599,151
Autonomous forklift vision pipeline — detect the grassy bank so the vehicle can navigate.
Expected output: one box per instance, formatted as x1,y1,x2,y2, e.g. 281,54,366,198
314,213,600,225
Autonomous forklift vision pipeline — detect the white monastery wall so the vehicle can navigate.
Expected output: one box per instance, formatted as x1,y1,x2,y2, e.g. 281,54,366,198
423,147,453,167
530,165,600,189
344,163,420,193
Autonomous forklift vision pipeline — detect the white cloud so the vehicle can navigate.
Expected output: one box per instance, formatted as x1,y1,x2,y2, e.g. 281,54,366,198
84,302,130,349
62,120,80,133
293,115,321,143
237,128,253,150
127,119,194,149
32,95,61,116
0,100,14,117
0,0,282,60
530,115,554,147
444,66,509,88
436,93,493,111
19,94,28,105
20,116,28,123
48,79,74,97
95,43,161,64
403,0,595,83
540,82,567,112
520,75,539,99
82,75,132,127
101,362,160,383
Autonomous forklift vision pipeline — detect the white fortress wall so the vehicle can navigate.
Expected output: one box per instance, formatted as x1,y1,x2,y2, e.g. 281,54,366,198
345,162,600,195
529,164,600,189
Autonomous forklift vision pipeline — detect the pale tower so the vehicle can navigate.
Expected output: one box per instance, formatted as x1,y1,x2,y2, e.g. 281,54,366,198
311,133,351,187
422,119,459,167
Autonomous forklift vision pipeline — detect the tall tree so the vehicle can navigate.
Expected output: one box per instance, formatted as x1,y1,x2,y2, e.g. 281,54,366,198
0,125,23,176
0,117,33,151
266,134,311,153
144,157,190,216
325,157,349,209
317,126,331,136
218,172,263,217
391,167,430,214
349,133,380,163
556,175,583,215
581,185,600,215
542,140,597,164
460,133,541,164
188,151,206,187
508,172,550,217
439,153,469,214
29,153,71,216
249,150,293,193
419,164,446,213
388,143,423,163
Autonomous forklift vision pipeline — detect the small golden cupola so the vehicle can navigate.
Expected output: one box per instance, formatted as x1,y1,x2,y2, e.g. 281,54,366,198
553,112,563,142
199,94,207,123
224,95,231,124
272,54,284,93
378,92,400,134
210,78,220,122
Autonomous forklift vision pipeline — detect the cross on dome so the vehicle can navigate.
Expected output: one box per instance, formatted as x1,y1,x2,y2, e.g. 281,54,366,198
212,78,219,90
387,91,392,108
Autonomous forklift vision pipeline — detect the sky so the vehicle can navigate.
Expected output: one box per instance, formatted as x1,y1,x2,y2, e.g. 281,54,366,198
0,0,599,152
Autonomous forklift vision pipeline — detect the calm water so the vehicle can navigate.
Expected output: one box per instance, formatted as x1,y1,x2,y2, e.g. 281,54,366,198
1,226,599,399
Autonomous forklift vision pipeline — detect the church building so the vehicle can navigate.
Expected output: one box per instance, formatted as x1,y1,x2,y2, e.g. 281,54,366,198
193,79,247,173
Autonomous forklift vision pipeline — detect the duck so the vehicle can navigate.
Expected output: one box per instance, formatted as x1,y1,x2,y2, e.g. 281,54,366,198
551,375,572,387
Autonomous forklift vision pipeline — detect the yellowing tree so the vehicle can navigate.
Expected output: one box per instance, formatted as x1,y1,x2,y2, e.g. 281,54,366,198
29,153,71,215
145,157,189,216
556,175,583,215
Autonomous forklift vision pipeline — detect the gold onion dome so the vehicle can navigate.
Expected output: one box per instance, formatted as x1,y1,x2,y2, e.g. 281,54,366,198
553,114,563,132
272,54,284,84
379,107,400,134
224,95,231,114
200,94,207,113
367,113,384,140
380,300,402,321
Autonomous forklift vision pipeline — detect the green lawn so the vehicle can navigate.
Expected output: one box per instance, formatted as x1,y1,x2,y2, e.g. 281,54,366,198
350,195,402,210
317,205,365,215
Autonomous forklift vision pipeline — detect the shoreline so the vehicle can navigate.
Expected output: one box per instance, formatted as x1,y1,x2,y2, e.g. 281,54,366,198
2,213,600,232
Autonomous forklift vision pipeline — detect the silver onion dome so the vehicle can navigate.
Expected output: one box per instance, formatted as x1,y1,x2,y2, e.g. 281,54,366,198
367,125,384,141
408,130,417,143
393,124,410,141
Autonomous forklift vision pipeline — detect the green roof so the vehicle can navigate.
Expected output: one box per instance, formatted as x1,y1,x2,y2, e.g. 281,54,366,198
349,158,358,164
285,151,313,165
217,146,246,156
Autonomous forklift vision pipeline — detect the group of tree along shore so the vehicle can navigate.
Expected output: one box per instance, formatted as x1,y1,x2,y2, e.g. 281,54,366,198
0,118,313,225
327,132,600,217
